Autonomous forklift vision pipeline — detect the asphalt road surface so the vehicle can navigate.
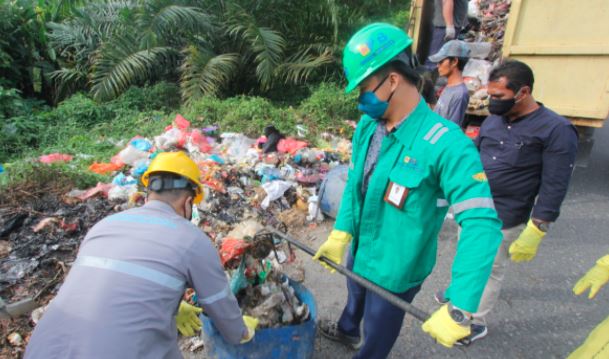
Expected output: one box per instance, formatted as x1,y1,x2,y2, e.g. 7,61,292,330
302,124,609,359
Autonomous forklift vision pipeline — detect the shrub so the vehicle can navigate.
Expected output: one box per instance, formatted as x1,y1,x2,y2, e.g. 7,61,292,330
108,82,181,114
50,93,116,128
298,83,358,136
185,96,297,137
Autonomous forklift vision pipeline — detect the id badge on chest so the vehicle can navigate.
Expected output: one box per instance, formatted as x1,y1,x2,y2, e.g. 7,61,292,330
384,181,409,209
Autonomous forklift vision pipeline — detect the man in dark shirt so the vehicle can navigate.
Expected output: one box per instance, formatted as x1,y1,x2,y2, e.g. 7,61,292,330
436,60,578,344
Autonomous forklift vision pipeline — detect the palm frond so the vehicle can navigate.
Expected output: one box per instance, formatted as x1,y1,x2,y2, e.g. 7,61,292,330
90,32,175,101
180,45,239,104
224,6,286,90
150,5,210,36
277,47,333,84
50,65,88,100
251,26,285,90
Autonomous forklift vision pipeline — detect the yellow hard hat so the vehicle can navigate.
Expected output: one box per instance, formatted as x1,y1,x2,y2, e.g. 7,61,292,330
141,151,204,204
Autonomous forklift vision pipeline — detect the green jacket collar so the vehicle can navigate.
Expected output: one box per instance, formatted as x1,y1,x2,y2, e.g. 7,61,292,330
391,98,430,149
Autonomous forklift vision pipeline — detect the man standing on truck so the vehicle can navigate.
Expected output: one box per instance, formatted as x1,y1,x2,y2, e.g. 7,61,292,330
313,22,503,358
428,40,471,127
434,60,579,344
425,0,470,70
25,152,258,358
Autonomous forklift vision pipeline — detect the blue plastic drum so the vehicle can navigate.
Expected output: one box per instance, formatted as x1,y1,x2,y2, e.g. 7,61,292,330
200,279,317,359
319,165,349,219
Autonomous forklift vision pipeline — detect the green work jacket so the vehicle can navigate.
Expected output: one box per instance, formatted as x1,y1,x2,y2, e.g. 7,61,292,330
335,99,503,312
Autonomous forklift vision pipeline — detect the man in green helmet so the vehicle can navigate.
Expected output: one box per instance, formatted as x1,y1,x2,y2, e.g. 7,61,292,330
312,23,503,358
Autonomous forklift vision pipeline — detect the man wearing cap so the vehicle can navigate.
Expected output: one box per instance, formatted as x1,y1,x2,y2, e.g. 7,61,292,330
425,0,470,70
25,152,258,358
313,23,502,358
429,40,471,127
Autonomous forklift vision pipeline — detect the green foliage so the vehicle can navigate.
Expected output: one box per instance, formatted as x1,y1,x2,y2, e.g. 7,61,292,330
108,82,181,113
184,96,295,137
0,161,103,192
49,93,115,127
298,83,358,136
0,83,180,163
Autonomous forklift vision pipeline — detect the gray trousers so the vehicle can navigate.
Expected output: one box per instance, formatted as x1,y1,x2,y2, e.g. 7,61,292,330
470,224,526,325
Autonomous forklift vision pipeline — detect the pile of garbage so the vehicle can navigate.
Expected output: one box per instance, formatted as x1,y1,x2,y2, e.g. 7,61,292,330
0,196,115,357
464,0,512,62
460,0,513,115
0,113,352,356
186,224,309,328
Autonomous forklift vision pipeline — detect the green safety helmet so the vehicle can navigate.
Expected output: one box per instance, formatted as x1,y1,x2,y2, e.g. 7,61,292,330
343,23,414,93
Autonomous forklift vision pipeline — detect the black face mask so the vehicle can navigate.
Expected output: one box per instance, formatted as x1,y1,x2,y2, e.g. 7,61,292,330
488,97,516,116
488,89,524,116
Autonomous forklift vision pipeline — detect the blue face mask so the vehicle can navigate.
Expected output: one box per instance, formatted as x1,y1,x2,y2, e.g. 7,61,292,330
357,76,395,119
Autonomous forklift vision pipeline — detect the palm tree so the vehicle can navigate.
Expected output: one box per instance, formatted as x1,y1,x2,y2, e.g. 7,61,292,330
48,0,345,103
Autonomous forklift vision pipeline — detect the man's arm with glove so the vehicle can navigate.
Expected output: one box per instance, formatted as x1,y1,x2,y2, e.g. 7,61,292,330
240,315,259,343
508,219,546,262
313,230,352,273
176,301,202,336
422,305,471,348
573,255,609,299
442,0,456,40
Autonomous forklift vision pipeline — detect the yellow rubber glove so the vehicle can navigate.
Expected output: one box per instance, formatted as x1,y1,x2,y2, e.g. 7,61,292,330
312,230,352,273
422,305,471,348
573,255,609,299
176,301,202,336
567,315,609,358
509,219,546,262
240,315,259,343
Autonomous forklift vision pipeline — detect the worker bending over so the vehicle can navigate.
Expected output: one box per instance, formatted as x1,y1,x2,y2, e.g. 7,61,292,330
26,152,257,359
314,23,503,359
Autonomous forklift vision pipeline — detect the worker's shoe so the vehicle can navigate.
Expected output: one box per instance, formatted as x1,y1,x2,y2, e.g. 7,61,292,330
318,319,361,349
456,324,488,346
434,289,448,305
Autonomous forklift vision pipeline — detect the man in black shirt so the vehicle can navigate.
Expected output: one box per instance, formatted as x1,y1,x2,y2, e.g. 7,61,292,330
436,60,578,344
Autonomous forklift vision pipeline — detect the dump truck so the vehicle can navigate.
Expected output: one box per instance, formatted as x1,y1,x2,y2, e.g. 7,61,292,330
407,0,609,164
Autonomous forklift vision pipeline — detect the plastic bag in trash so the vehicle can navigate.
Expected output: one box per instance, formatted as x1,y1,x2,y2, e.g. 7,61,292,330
108,184,137,202
306,195,324,222
219,238,251,267
221,133,256,163
174,114,190,130
89,162,123,174
229,258,249,294
39,153,73,164
154,127,183,150
463,59,493,85
190,129,212,153
277,138,308,155
261,181,293,209
130,138,152,152
118,145,149,166
112,173,137,186
131,160,150,177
